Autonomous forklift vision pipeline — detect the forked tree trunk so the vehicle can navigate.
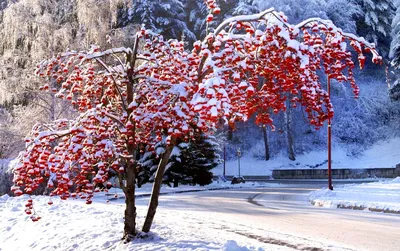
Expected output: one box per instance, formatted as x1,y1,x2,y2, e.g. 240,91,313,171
262,125,270,161
123,37,139,242
123,162,137,242
142,137,177,233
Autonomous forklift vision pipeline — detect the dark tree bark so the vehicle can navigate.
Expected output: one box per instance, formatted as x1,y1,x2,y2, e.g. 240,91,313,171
227,125,233,141
122,40,139,241
262,125,270,161
142,136,177,233
123,162,137,242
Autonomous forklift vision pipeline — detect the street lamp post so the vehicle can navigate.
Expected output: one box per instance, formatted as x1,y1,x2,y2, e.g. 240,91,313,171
237,148,242,177
223,145,226,177
327,76,333,190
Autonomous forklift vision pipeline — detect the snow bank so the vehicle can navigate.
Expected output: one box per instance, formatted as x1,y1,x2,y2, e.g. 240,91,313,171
309,178,400,213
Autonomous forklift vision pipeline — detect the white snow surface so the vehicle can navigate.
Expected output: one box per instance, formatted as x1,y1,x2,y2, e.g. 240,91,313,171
0,181,286,251
215,137,400,176
309,178,400,212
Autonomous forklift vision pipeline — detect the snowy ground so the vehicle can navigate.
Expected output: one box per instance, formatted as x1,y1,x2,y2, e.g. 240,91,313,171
309,177,400,213
1,178,400,251
214,137,400,176
0,181,288,251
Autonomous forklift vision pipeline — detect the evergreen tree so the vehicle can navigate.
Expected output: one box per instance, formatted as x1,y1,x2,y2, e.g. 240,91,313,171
184,0,208,40
232,0,259,15
326,0,362,33
390,0,400,100
128,0,196,41
256,0,328,24
356,0,395,58
390,0,400,68
138,133,221,187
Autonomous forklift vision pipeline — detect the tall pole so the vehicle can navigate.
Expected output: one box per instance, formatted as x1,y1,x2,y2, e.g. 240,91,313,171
238,156,241,177
327,76,333,190
237,148,241,177
223,145,226,177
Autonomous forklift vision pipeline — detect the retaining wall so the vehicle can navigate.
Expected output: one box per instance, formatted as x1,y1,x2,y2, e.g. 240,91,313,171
272,164,400,179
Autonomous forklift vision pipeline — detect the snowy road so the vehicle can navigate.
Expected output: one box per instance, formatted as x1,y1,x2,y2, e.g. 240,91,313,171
143,183,400,251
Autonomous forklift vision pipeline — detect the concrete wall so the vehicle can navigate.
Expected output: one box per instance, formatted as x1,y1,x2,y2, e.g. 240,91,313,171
272,165,400,179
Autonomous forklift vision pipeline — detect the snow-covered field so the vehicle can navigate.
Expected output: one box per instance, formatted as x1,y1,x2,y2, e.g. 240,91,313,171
0,182,288,251
2,178,400,250
214,137,400,176
309,177,400,213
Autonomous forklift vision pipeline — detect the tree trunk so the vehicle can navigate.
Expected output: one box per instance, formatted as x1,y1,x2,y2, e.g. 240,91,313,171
123,162,137,242
142,137,177,233
227,125,233,141
285,101,296,161
262,125,270,161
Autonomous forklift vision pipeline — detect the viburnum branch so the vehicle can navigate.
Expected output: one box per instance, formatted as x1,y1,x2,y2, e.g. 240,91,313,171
94,57,128,111
214,8,283,35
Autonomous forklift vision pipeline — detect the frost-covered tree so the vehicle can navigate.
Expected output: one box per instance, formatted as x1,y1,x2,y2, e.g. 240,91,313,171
0,0,76,106
0,0,78,156
356,0,395,58
0,0,136,157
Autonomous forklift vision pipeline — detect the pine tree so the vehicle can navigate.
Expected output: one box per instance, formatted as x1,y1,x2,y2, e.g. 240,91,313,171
233,0,259,15
128,0,196,41
390,0,400,68
138,133,221,187
356,0,395,58
390,0,400,100
184,0,208,40
256,0,328,24
326,0,362,33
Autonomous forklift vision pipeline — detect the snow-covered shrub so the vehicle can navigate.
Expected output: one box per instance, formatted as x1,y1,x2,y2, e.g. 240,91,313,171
0,159,13,195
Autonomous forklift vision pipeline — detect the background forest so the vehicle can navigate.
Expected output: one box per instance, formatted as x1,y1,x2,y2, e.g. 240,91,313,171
0,0,400,164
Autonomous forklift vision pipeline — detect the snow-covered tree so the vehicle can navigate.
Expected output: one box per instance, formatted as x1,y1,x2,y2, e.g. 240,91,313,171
184,0,208,40
356,0,395,58
12,6,380,242
256,0,328,24
326,0,362,33
233,0,259,15
390,0,400,68
139,133,221,187
128,0,196,41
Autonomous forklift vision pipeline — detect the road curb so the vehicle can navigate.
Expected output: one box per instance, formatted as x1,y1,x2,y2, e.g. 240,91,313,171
107,185,254,201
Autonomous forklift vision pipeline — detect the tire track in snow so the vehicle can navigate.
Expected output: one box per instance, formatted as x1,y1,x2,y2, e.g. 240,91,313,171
247,192,282,210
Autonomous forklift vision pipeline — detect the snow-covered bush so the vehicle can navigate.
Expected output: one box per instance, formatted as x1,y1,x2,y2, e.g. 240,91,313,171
0,159,12,195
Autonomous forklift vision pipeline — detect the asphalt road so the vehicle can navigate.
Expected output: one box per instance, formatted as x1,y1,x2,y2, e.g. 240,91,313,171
153,182,400,251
